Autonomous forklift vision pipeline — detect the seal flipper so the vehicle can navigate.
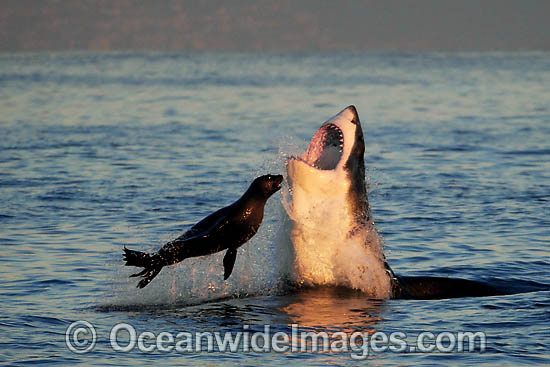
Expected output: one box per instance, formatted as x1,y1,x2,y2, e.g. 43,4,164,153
123,246,164,288
223,248,238,280
131,267,162,289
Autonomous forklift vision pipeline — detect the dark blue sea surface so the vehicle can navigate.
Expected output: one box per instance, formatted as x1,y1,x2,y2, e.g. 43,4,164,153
0,52,549,366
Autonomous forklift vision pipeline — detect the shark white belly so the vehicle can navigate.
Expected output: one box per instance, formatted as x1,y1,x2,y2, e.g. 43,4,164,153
281,106,393,298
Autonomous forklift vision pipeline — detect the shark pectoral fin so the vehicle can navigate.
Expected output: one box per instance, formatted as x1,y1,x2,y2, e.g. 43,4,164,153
223,248,238,280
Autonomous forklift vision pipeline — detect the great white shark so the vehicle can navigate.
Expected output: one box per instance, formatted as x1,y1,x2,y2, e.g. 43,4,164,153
282,106,506,299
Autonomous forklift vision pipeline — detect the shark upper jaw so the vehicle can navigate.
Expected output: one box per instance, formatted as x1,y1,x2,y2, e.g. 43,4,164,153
286,106,363,195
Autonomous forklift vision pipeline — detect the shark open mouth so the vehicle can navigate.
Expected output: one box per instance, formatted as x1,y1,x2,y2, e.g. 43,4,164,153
299,123,344,170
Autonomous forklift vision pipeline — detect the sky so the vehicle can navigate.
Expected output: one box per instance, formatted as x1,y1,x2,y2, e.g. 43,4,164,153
1,0,549,52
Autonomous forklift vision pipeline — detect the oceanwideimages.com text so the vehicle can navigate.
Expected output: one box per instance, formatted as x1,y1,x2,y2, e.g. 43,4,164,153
66,321,487,360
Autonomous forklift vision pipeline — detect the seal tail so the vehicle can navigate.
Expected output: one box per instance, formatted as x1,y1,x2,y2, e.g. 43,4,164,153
123,246,164,288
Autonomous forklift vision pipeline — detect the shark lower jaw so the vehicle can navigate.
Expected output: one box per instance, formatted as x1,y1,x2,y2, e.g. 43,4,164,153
286,157,349,197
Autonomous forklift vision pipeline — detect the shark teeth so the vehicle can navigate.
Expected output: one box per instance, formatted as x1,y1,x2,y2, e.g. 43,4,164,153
297,123,345,170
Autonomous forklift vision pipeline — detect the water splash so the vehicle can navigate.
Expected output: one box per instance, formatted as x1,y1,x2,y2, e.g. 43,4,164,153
101,135,391,309
103,222,284,308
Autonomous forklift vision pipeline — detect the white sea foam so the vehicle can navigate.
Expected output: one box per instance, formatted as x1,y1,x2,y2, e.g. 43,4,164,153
279,173,391,299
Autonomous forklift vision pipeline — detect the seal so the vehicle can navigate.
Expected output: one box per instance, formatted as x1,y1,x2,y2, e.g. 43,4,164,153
123,174,283,288
283,106,506,299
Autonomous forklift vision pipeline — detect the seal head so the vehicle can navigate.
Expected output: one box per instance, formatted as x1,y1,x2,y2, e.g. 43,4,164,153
250,174,284,199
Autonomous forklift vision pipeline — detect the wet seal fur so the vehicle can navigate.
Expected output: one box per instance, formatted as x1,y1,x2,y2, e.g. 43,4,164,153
124,174,283,288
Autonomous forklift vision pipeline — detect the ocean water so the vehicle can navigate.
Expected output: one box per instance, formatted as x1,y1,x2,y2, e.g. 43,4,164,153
0,51,549,366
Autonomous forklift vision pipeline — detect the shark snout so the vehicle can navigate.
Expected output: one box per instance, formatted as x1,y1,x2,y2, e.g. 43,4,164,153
344,105,360,125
